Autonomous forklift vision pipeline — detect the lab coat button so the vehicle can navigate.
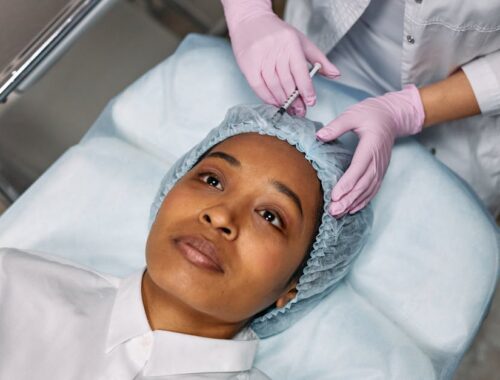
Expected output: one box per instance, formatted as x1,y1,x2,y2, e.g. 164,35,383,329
415,0,422,3
406,35,415,44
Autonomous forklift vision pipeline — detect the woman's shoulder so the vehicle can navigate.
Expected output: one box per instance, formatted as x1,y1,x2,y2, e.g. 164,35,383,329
0,247,120,289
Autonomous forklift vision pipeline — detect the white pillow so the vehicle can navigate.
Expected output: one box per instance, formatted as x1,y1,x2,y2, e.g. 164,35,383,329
0,34,497,379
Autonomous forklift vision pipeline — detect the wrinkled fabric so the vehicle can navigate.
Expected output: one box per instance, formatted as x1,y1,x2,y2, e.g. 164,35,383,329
0,35,497,379
285,0,500,216
149,104,373,337
0,248,269,380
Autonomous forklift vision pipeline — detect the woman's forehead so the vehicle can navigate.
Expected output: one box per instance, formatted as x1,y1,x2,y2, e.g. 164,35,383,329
209,134,315,179
214,133,311,167
204,133,322,208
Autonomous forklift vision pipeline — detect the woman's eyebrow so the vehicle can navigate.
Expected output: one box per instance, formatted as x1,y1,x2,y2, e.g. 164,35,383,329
205,150,303,217
206,151,241,167
270,180,303,218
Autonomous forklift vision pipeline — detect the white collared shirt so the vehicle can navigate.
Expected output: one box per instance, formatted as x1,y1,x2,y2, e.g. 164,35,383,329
0,248,270,380
328,0,406,96
285,0,500,216
285,0,500,115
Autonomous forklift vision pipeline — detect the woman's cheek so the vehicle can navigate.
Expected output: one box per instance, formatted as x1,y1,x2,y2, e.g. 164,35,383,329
243,235,291,284
162,185,200,215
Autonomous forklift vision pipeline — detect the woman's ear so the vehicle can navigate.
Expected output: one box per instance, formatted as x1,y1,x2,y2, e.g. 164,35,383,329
275,281,298,309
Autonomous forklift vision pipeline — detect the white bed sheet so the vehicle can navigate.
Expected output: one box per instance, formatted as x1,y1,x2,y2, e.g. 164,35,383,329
0,34,498,380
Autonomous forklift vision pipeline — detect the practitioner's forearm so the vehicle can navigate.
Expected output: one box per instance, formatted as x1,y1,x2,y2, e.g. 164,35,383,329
418,69,481,128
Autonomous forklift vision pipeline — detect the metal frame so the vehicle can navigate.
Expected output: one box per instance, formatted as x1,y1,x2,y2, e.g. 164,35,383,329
0,0,118,204
0,0,118,103
0,171,19,204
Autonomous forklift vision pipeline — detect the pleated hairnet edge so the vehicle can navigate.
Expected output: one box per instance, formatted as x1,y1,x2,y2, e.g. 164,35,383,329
148,104,373,338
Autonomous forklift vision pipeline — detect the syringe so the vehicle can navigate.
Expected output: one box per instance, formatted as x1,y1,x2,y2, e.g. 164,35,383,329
271,62,322,123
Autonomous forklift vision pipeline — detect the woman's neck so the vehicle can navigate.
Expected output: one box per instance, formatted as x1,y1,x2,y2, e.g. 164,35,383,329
141,270,247,339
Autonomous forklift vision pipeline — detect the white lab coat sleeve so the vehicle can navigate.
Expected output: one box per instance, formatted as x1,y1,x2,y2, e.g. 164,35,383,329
462,49,500,116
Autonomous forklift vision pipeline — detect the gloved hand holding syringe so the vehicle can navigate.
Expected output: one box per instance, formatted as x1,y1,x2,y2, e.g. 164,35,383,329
272,63,322,124
222,0,426,218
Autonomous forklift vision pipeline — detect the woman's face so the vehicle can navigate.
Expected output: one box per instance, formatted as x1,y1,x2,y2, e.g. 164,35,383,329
146,133,322,325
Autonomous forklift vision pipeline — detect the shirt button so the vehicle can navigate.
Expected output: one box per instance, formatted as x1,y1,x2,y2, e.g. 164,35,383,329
415,0,422,3
430,148,436,155
406,35,415,44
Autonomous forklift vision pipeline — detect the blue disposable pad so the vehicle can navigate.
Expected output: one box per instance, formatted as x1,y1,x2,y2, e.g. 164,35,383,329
0,35,497,380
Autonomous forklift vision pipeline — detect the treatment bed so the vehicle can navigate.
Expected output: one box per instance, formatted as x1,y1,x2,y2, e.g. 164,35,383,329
0,35,498,380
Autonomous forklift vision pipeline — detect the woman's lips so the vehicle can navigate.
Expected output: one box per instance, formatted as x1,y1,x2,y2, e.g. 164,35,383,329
174,235,224,273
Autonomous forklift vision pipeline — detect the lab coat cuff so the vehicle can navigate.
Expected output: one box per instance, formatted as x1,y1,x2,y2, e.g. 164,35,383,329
462,51,500,116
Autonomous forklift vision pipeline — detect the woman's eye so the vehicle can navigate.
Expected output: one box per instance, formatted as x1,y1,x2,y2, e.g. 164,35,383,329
200,174,223,190
258,210,284,229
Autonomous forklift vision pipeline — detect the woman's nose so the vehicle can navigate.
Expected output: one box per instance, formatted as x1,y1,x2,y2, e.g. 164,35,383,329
199,206,238,240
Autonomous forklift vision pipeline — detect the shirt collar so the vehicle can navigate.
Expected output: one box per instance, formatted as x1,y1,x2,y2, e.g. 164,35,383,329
105,270,260,376
144,327,259,376
105,269,151,353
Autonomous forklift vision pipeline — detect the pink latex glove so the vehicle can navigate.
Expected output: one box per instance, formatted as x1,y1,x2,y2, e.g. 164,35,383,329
221,0,340,116
316,85,425,217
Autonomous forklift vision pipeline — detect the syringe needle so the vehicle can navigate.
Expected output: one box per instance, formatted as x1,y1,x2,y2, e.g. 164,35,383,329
271,63,322,123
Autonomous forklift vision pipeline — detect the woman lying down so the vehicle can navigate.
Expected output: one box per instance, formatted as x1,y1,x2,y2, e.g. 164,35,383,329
0,105,371,379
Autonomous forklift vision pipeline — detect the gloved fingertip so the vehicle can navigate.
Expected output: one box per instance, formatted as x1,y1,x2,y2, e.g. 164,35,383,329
305,96,316,107
295,104,305,117
331,187,345,202
325,65,341,79
315,129,332,141
350,202,367,214
328,202,344,216
348,207,359,215
324,70,341,79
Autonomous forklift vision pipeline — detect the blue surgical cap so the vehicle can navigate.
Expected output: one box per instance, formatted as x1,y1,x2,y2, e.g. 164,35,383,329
150,104,372,337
